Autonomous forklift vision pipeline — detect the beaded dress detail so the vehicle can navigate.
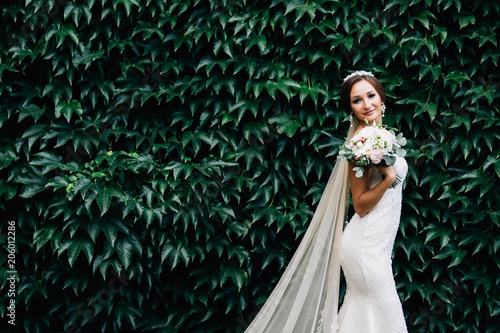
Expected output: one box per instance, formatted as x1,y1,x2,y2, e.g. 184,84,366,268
337,156,408,333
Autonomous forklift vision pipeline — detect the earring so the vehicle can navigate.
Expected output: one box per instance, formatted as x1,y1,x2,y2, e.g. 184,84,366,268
381,103,386,117
349,113,353,127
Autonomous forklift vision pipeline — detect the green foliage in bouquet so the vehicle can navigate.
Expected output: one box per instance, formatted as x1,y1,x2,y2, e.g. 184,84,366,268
339,120,407,177
0,0,499,332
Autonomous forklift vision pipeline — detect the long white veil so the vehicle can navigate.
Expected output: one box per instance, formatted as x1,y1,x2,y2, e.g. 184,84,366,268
244,118,358,333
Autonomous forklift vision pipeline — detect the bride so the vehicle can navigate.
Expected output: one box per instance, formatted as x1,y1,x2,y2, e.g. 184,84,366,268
244,71,408,332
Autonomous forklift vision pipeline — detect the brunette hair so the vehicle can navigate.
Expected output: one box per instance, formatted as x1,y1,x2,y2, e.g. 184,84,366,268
340,74,386,115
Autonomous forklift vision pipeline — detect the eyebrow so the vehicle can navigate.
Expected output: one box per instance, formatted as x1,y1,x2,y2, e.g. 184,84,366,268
351,90,375,100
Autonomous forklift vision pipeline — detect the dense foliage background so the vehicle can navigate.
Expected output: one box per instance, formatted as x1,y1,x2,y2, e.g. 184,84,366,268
0,0,499,332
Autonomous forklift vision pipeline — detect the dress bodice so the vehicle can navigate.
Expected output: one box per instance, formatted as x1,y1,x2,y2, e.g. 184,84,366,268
338,156,408,332
361,156,408,258
369,156,408,190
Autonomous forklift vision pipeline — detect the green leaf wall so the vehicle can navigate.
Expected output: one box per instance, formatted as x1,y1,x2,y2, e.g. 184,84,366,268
1,0,499,332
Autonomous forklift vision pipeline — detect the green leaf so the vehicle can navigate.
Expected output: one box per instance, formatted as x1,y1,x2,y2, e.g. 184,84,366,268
58,235,94,268
72,47,105,68
31,152,63,174
14,168,47,198
20,123,48,152
116,237,134,270
96,186,126,216
284,0,316,22
220,263,248,292
97,214,130,246
55,24,79,47
415,102,438,121
380,27,394,43
161,240,190,269
269,113,302,137
458,15,475,29
55,100,83,122
433,244,467,268
18,104,46,123
421,171,448,198
17,276,47,303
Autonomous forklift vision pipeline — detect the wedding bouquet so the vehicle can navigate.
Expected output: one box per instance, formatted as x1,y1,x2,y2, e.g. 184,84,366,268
339,121,407,180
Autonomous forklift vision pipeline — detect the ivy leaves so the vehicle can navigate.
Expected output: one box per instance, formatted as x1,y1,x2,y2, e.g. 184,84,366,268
55,100,83,122
1,0,500,331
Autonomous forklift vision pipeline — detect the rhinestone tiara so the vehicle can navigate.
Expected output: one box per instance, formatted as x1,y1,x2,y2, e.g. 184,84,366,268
343,70,374,83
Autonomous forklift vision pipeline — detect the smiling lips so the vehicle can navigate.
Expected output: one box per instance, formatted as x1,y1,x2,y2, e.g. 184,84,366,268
364,109,376,116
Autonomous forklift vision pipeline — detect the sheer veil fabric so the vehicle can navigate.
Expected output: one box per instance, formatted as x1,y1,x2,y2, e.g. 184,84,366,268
244,119,359,333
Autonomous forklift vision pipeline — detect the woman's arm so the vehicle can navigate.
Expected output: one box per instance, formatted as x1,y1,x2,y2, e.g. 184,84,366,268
349,161,397,217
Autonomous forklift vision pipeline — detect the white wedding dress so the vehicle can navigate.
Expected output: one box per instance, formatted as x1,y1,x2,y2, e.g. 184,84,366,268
244,136,408,333
337,156,408,332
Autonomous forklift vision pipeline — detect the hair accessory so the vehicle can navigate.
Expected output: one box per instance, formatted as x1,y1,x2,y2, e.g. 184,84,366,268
381,103,386,117
349,113,353,127
343,70,374,83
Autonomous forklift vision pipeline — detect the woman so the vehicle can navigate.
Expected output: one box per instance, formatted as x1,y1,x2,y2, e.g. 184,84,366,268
337,71,408,332
245,71,407,333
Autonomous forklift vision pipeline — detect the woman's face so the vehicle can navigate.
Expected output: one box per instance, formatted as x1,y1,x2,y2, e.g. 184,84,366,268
349,79,383,124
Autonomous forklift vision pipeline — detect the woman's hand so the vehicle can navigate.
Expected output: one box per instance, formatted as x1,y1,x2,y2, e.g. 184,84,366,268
375,164,397,184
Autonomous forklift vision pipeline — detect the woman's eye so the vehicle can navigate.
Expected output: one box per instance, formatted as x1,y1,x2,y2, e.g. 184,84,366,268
352,99,360,104
368,94,376,98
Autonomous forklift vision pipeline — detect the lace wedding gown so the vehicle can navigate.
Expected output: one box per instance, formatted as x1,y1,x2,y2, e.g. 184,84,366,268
337,156,408,332
244,154,408,333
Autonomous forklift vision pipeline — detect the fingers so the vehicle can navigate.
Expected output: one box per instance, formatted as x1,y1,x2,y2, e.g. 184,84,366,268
375,164,396,177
